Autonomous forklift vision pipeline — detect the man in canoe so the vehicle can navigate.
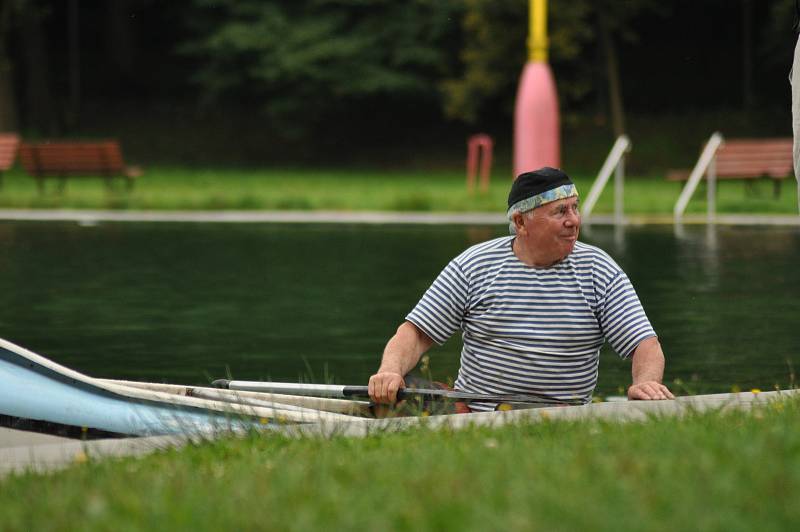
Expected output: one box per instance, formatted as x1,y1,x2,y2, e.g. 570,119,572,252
368,167,674,411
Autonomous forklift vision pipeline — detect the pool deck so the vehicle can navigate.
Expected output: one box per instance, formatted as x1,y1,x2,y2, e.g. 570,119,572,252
0,209,797,226
0,427,72,449
0,426,186,477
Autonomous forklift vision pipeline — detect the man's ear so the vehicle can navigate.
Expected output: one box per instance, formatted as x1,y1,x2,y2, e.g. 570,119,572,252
513,213,526,235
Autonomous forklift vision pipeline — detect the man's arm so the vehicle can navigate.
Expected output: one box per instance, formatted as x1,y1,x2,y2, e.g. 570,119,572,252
368,321,434,404
627,336,675,400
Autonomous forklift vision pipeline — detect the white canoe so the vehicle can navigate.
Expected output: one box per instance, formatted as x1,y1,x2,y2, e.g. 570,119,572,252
0,337,367,437
3,336,797,439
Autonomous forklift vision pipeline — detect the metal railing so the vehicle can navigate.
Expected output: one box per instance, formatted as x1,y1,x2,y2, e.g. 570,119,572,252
673,132,724,221
582,135,631,224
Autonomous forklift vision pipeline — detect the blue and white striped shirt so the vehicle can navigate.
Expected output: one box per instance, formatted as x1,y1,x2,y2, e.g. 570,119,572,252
406,236,655,410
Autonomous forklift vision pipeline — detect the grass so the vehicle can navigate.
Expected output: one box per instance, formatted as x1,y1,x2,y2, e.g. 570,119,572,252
0,166,797,215
1,396,798,531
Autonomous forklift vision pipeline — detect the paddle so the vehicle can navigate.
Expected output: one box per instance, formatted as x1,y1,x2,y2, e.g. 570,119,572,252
212,380,583,406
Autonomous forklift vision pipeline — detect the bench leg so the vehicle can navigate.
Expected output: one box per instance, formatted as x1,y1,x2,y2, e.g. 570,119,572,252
36,177,45,195
773,179,781,199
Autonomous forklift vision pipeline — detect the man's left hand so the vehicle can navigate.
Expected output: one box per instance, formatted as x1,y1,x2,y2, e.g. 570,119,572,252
627,381,674,400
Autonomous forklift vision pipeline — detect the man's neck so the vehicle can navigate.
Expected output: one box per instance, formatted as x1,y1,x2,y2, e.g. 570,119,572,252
512,237,564,268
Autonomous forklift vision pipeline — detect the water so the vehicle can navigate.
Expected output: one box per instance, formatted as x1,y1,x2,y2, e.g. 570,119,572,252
0,221,798,397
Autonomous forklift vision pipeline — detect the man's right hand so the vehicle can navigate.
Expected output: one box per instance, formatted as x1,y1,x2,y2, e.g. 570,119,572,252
368,371,406,404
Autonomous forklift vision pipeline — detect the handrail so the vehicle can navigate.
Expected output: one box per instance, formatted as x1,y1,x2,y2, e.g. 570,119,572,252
582,135,631,222
673,132,724,219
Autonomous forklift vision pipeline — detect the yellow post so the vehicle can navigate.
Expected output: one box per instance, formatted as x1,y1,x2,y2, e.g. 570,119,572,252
528,0,548,63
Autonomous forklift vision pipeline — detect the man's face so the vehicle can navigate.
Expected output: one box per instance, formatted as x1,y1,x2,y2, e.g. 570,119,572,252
517,196,581,262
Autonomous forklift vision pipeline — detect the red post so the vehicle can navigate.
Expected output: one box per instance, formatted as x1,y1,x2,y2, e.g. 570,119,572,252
466,134,494,194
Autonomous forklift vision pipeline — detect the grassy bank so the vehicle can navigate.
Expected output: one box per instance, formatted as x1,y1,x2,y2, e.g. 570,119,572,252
0,166,797,215
2,396,798,531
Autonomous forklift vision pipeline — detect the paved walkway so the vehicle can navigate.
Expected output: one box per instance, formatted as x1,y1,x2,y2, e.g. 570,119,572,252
0,426,186,477
0,209,797,226
0,427,71,449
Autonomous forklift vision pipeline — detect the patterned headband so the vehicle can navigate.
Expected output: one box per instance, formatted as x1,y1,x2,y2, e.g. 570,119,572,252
506,184,578,220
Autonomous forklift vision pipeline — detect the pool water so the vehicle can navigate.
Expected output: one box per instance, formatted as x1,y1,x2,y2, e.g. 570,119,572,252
0,221,797,397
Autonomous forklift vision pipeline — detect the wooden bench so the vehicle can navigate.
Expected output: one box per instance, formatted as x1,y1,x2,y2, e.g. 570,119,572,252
18,140,142,193
667,138,793,198
0,133,20,188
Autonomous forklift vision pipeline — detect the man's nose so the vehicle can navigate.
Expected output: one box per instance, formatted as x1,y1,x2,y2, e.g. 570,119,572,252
564,209,580,226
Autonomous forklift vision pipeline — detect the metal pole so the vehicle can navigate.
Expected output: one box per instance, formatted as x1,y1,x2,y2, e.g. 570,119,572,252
707,156,716,223
582,135,630,219
674,132,724,219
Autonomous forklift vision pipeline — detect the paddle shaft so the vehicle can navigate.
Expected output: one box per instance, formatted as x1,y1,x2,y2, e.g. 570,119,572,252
213,380,581,406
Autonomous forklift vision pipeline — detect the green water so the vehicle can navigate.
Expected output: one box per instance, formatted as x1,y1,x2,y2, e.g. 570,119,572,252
0,221,797,396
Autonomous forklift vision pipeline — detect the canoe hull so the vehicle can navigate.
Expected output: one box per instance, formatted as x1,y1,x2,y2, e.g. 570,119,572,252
0,341,269,436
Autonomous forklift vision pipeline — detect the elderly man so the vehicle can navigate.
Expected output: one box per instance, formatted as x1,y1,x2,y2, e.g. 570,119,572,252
369,167,673,411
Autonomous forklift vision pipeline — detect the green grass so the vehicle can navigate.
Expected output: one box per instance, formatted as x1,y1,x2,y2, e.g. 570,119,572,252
0,166,797,215
2,396,798,531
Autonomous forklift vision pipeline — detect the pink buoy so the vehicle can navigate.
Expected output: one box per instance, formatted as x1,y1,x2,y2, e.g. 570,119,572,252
466,134,494,194
514,62,560,177
513,0,560,178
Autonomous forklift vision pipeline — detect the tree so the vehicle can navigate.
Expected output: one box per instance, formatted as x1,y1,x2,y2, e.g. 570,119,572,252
0,0,20,131
180,0,463,137
440,0,666,137
761,0,796,92
106,0,137,81
19,0,57,134
0,0,61,135
440,0,592,124
591,0,666,136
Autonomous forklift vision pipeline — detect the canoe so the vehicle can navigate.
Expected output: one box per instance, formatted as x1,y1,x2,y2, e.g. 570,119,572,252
0,337,368,437
4,336,797,440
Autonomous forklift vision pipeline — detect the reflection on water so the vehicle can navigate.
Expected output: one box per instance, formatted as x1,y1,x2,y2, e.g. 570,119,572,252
0,221,797,396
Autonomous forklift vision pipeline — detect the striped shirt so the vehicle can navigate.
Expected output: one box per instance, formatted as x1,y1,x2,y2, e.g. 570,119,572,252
406,236,656,411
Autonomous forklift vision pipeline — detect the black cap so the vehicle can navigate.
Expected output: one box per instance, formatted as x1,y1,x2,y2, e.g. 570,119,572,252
508,167,574,209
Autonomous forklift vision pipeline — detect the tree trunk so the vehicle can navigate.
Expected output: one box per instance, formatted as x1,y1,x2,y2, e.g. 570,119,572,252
598,15,626,137
0,56,18,132
0,1,18,131
66,0,80,129
741,0,754,110
20,5,58,135
106,0,136,80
